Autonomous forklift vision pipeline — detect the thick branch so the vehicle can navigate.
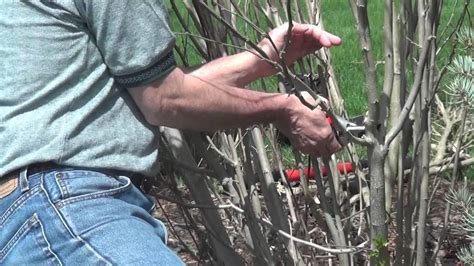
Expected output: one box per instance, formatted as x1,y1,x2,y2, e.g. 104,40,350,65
384,35,434,152
351,0,380,140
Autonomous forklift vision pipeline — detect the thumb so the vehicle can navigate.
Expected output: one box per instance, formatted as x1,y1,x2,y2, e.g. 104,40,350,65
299,91,329,109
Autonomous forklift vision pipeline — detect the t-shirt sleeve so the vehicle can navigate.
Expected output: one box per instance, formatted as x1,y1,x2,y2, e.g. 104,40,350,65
74,0,176,88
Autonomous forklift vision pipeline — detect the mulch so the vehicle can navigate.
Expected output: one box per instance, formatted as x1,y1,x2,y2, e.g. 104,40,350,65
150,174,473,265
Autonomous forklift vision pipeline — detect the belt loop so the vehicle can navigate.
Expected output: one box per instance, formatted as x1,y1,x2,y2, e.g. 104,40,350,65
19,167,29,192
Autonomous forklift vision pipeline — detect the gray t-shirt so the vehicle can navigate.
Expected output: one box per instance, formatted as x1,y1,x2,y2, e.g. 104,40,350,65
0,0,176,177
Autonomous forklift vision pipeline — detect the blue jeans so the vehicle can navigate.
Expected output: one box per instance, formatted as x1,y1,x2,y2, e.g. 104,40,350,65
0,167,184,265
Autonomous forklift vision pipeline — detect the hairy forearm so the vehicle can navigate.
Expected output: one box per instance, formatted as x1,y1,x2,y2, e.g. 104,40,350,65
129,67,294,131
187,23,342,88
188,51,274,87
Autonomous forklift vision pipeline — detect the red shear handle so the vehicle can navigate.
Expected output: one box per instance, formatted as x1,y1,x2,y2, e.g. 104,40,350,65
326,115,334,126
284,162,355,182
326,114,346,145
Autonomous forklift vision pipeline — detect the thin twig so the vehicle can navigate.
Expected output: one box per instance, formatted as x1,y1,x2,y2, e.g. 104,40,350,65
161,156,216,176
224,200,368,254
206,135,237,167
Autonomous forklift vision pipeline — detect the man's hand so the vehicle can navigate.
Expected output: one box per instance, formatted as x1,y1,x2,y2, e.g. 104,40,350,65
274,93,341,157
257,23,342,76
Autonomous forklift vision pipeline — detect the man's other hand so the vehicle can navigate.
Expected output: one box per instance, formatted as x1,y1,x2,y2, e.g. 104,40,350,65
257,23,342,76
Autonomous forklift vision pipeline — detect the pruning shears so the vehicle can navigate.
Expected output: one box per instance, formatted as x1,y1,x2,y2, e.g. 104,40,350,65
326,114,366,145
285,73,367,145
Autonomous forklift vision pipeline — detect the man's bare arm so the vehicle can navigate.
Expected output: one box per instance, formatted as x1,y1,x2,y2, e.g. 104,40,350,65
127,23,342,156
129,67,291,131
186,51,264,88
189,23,342,88
128,66,339,157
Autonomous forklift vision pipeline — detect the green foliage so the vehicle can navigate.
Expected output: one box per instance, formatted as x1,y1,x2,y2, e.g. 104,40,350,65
450,188,474,234
368,235,389,265
446,74,474,105
443,25,474,179
457,245,474,265
448,55,473,77
456,26,474,51
446,186,474,264
446,54,473,105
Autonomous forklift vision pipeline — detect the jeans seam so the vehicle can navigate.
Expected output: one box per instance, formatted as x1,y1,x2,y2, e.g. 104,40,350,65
35,215,63,266
0,186,41,225
0,214,39,262
41,182,113,265
58,176,132,207
54,174,69,199
153,218,168,245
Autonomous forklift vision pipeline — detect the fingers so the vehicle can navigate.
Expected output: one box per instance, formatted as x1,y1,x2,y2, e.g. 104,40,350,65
314,119,342,157
309,26,342,47
305,134,341,158
291,114,341,157
277,94,341,157
324,130,343,155
271,22,342,48
297,136,340,158
299,91,317,105
291,22,342,47
318,30,342,47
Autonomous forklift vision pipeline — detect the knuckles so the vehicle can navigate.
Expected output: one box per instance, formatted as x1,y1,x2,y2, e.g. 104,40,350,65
319,126,334,141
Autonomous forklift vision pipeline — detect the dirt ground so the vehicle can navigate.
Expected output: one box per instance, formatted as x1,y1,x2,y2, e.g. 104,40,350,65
150,174,473,265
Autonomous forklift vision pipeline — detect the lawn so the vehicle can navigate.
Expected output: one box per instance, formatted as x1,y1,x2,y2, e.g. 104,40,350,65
322,0,383,115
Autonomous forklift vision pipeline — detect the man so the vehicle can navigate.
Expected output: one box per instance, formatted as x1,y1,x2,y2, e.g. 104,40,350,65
0,1,341,264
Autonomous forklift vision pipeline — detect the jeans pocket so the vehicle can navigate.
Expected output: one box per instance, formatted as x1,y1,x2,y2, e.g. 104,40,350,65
0,214,61,265
54,170,132,206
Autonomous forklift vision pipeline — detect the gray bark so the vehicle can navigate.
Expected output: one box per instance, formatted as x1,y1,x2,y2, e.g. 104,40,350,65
162,127,244,265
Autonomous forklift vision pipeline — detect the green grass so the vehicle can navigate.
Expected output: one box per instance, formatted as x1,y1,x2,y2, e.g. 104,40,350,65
323,0,471,116
322,0,384,116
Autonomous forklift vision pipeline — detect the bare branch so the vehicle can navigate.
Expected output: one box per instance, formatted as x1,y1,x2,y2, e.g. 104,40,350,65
384,35,435,152
223,200,368,254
